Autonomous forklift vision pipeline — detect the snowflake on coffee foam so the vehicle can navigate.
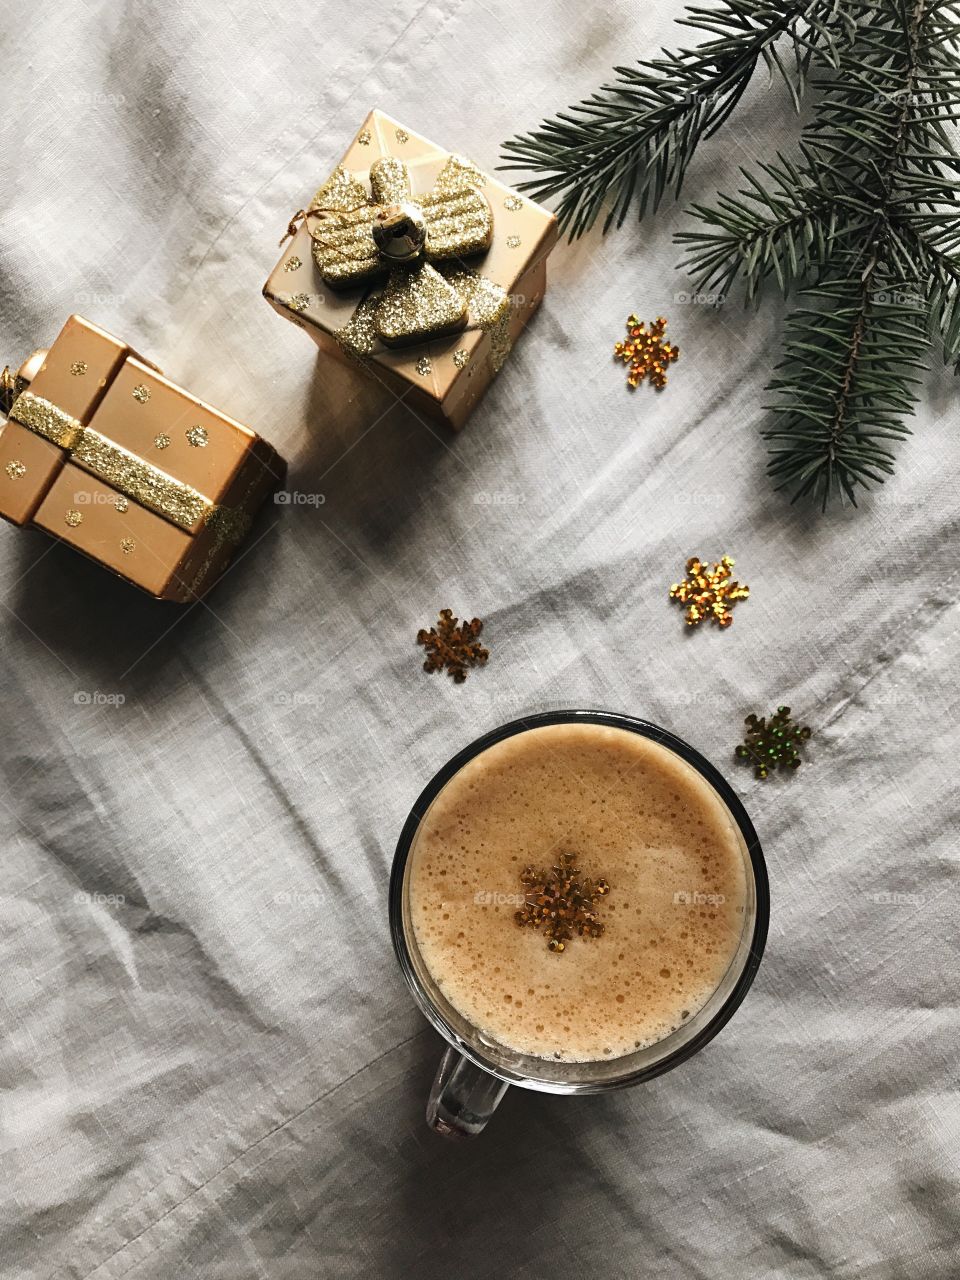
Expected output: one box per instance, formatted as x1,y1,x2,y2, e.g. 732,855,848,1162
515,852,609,953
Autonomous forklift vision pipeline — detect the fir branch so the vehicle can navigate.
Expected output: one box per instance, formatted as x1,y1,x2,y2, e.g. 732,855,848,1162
764,271,927,506
502,0,960,510
763,0,960,506
676,153,836,302
500,0,850,239
681,0,960,507
922,240,960,367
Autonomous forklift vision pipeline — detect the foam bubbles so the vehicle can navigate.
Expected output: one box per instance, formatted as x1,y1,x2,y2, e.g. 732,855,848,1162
408,723,748,1063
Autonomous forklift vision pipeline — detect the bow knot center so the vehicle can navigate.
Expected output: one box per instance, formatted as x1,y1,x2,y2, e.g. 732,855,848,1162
372,201,427,263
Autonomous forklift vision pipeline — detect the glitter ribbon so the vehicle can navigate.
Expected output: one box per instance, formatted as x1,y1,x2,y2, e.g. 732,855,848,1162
293,154,512,362
8,391,84,449
9,390,249,540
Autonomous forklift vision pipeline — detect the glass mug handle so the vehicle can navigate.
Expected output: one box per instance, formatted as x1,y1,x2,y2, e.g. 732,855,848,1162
426,1046,509,1138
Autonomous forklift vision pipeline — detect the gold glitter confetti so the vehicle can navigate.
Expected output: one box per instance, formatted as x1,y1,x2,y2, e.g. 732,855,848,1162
395,127,409,143
506,235,521,248
503,195,522,211
114,496,128,512
357,129,371,145
70,361,87,376
64,509,83,528
452,348,470,369
416,355,432,376
283,255,302,272
615,315,680,389
154,433,171,450
287,293,310,313
186,425,208,448
120,538,136,554
132,384,150,403
669,556,749,629
515,852,610,953
5,460,26,479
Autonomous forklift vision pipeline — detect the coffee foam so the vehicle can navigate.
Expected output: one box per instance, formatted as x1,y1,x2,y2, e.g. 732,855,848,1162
408,723,749,1062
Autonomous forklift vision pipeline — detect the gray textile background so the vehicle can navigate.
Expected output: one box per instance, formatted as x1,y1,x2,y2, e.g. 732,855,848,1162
1,1,958,1277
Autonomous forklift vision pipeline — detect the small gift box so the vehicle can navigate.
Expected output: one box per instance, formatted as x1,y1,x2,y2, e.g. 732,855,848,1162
263,109,559,431
0,315,285,602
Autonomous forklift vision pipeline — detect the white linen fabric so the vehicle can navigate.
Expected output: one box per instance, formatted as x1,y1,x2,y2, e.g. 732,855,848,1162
1,1,958,1277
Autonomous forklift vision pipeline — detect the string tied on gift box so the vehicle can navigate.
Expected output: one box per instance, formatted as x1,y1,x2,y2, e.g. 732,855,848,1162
279,205,352,249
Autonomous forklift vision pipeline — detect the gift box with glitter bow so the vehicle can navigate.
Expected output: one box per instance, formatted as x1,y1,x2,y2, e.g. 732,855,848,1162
0,315,285,602
263,109,559,431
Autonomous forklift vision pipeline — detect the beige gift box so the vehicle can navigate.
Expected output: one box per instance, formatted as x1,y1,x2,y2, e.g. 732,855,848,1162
0,315,285,602
263,109,559,431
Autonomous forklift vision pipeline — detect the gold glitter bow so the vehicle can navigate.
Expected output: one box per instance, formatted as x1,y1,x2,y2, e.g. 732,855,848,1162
291,154,505,351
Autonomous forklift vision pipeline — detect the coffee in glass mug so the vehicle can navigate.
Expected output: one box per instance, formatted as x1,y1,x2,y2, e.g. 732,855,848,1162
390,712,767,1137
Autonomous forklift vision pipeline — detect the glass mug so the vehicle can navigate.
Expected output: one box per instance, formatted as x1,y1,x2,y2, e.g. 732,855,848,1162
389,710,768,1138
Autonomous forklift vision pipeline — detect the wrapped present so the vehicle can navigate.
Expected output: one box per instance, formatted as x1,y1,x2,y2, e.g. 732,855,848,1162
263,109,559,431
0,315,285,602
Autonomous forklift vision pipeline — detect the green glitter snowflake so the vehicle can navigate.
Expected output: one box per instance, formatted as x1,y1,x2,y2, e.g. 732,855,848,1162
735,706,812,780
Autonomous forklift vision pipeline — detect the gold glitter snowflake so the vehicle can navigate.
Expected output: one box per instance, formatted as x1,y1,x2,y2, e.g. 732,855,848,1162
154,433,171,450
515,853,609,953
64,509,83,528
614,315,679,389
504,195,523,211
417,609,488,683
5,460,26,480
283,256,302,272
452,349,470,369
132,384,150,403
120,538,136,555
70,361,87,376
185,425,208,448
114,496,128,512
670,556,749,629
